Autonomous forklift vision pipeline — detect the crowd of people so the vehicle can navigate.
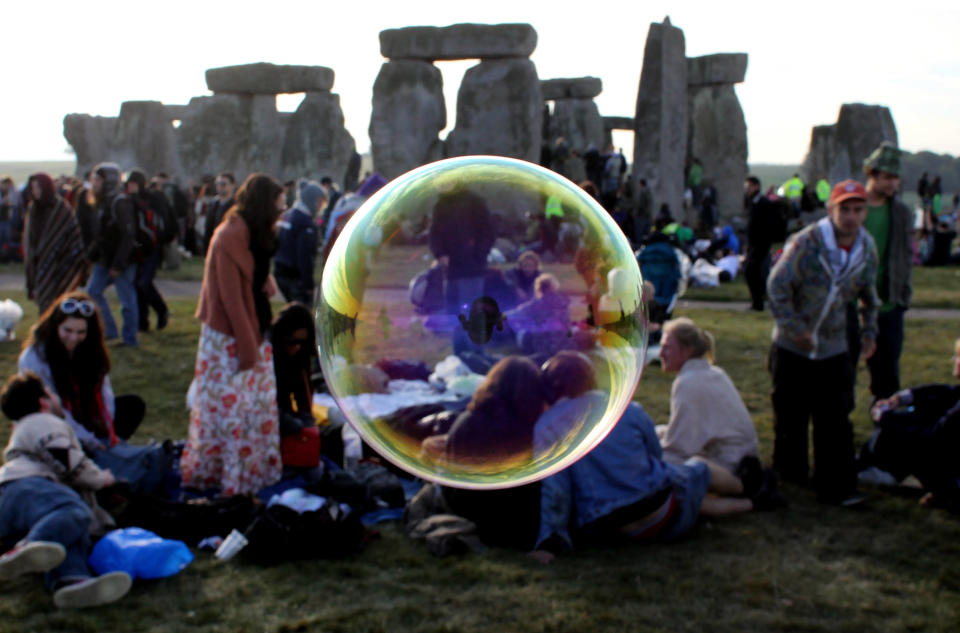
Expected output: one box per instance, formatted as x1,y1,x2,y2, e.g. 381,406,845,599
0,141,957,608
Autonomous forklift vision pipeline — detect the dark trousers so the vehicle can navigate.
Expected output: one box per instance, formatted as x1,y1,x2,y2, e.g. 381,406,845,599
770,345,857,501
276,273,312,306
847,305,905,400
136,249,168,329
744,251,770,310
866,409,958,503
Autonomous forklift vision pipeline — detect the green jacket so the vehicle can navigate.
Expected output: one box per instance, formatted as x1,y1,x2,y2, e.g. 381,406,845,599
882,197,914,308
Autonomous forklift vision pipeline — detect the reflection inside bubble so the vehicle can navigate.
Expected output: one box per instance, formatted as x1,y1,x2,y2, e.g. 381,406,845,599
317,156,647,489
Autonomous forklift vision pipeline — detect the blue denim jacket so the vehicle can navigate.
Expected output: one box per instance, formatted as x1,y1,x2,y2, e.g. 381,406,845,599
534,393,673,549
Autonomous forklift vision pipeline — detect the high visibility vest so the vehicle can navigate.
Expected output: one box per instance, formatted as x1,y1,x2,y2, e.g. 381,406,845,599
783,177,804,200
816,179,830,202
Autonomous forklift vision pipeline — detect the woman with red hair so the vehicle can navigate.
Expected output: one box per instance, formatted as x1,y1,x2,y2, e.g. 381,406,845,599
23,172,87,312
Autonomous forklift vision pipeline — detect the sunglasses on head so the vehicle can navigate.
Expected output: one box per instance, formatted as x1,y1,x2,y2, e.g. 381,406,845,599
60,298,96,318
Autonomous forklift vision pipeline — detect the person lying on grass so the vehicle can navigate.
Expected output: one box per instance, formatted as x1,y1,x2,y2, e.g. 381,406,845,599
861,337,960,511
0,371,131,609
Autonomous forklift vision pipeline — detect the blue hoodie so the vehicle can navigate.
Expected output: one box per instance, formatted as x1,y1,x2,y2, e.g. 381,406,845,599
274,182,322,296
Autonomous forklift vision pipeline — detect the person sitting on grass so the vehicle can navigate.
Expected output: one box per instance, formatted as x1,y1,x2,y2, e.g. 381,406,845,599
0,372,132,609
859,337,960,511
18,291,145,454
439,356,548,550
505,273,572,360
272,302,344,468
504,250,542,304
657,317,783,513
529,351,713,563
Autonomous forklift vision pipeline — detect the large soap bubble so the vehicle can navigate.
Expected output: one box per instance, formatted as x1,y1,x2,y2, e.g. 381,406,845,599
316,156,647,489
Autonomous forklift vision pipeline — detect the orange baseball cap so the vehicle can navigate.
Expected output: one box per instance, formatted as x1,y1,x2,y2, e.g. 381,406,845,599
829,179,868,206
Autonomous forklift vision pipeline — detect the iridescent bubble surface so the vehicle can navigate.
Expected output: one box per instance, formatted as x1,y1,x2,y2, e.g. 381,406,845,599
317,156,647,489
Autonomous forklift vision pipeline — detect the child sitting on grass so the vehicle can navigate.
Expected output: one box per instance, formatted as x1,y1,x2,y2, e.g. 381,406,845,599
0,371,131,608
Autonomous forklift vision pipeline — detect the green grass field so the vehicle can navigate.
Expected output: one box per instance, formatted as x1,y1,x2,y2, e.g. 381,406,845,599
0,277,958,631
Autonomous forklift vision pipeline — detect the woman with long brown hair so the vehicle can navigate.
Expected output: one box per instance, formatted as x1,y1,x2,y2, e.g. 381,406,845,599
23,172,87,312
17,291,144,451
441,356,548,549
180,173,285,496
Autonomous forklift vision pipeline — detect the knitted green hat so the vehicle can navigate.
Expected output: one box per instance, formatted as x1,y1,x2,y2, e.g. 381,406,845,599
863,142,902,176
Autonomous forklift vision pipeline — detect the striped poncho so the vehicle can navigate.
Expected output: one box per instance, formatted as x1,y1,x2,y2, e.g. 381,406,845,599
24,196,88,312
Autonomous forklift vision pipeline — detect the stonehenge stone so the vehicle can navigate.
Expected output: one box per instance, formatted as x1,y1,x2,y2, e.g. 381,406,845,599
632,20,688,221
803,103,899,184
604,116,635,130
688,85,747,222
112,101,183,178
369,60,446,181
380,23,537,61
547,98,604,154
541,77,602,100
280,92,357,183
63,114,117,178
445,59,542,164
164,105,188,121
177,93,283,179
603,116,635,148
686,54,747,86
206,63,335,94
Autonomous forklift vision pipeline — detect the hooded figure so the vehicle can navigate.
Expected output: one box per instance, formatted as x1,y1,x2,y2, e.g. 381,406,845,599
24,173,87,312
274,180,325,304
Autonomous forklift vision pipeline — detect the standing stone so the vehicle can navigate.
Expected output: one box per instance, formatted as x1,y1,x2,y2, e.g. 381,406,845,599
547,99,604,157
632,20,687,220
804,125,849,185
112,101,183,177
369,60,446,181
445,59,542,163
803,103,899,184
63,114,117,178
177,93,283,180
688,85,747,222
380,23,537,61
280,92,356,183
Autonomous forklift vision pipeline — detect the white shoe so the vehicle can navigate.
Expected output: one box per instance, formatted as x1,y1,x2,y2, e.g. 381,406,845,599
0,541,66,580
857,467,899,487
53,571,132,609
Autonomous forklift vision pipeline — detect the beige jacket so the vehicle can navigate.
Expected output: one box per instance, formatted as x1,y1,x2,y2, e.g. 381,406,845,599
0,412,112,490
659,358,759,473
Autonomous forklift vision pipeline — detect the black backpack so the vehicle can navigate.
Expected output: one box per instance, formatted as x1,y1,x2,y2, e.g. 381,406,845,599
243,502,369,565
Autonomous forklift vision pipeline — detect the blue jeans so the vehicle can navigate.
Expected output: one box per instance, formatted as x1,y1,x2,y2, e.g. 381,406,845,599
661,459,711,542
88,263,139,345
0,477,93,590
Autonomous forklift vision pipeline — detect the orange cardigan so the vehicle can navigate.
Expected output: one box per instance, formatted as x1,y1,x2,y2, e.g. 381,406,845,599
196,214,263,371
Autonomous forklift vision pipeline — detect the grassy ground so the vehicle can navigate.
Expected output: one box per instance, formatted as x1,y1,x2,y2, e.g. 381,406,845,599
0,161,76,184
681,266,960,309
0,283,958,632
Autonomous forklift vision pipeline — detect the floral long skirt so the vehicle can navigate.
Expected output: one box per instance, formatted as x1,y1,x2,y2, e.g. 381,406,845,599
180,325,281,496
